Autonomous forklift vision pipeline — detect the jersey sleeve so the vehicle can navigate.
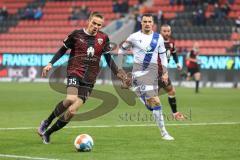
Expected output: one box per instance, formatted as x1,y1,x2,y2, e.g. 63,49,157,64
186,51,191,59
102,36,111,53
103,53,119,75
172,52,179,64
189,50,195,58
118,34,134,54
158,36,168,68
171,43,179,64
172,43,177,54
49,46,68,65
63,30,76,49
158,36,166,54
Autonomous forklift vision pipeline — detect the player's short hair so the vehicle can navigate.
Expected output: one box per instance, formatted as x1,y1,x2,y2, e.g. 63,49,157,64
89,12,104,20
161,24,171,28
160,24,171,30
141,13,154,20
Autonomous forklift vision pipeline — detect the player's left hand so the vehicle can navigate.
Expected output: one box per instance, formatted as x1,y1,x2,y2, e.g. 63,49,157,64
42,63,52,77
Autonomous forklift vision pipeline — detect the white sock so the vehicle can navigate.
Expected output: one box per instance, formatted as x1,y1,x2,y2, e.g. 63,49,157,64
139,97,169,136
152,107,168,136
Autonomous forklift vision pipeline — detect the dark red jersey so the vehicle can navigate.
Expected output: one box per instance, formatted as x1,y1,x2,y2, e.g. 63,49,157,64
158,39,178,75
63,29,111,84
164,40,177,62
186,50,199,69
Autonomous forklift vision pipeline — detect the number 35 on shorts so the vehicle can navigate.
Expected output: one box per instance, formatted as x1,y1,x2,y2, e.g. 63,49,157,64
67,76,79,87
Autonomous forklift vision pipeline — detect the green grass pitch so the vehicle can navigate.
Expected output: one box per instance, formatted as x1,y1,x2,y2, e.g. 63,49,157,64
0,83,240,160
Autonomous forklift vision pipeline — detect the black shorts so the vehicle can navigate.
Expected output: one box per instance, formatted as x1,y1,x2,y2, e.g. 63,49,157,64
67,76,94,103
158,77,172,90
187,67,200,77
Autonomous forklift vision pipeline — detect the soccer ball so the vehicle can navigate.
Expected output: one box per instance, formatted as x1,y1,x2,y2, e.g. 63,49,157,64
74,134,94,152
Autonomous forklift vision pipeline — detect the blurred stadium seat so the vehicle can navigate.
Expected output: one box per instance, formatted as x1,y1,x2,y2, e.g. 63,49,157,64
0,0,239,54
0,0,138,53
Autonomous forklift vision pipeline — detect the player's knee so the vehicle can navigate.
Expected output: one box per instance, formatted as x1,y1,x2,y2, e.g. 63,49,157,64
72,98,83,111
65,96,78,104
168,87,176,96
165,85,174,92
146,96,160,107
195,73,201,80
68,107,77,115
75,98,83,106
63,99,73,107
198,73,201,80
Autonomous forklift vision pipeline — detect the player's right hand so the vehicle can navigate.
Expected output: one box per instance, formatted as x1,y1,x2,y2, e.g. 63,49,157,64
121,72,132,89
117,69,127,80
42,63,52,77
117,69,132,89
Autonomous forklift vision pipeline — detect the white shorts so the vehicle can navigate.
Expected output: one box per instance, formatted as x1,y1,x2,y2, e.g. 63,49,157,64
131,63,159,98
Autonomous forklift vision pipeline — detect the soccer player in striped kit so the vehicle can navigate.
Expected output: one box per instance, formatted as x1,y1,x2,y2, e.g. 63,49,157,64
119,14,174,140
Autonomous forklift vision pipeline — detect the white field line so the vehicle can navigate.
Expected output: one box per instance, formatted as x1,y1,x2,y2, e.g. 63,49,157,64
0,122,240,131
0,154,59,160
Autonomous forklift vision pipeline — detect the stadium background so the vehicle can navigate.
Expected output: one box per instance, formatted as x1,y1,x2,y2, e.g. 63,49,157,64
0,0,239,86
0,0,240,160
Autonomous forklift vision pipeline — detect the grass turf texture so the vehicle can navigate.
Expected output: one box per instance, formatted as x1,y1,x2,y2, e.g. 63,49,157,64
0,83,240,160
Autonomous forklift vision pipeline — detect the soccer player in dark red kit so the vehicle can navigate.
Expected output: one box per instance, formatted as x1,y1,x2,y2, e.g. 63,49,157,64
38,12,127,144
159,24,185,120
186,43,201,93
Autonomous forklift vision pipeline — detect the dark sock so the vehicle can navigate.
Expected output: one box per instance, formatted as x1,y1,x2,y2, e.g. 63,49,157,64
196,80,199,93
168,96,177,113
46,101,67,125
45,111,73,136
45,119,69,136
